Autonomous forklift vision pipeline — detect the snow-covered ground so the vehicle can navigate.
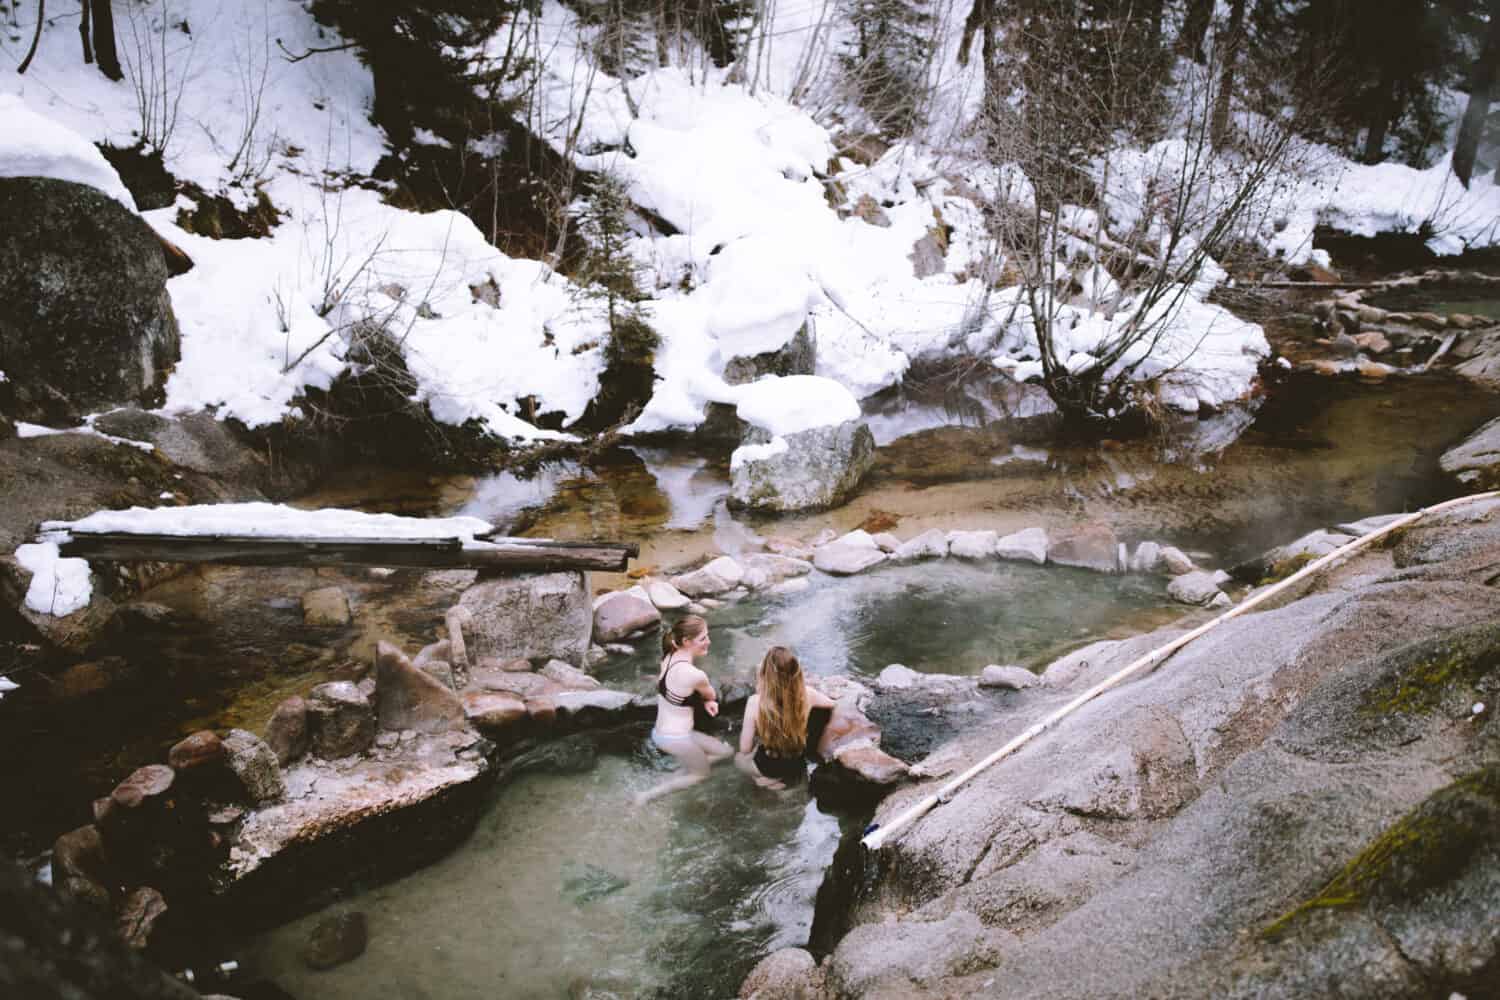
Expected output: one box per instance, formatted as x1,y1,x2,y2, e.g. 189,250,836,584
6,0,1499,446
6,0,1500,617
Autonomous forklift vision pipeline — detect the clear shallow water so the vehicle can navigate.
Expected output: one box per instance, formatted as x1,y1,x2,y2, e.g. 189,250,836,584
244,748,846,999
240,560,1172,998
595,558,1173,696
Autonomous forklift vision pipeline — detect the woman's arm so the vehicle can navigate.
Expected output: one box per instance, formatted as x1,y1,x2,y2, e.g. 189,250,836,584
738,694,759,754
691,668,719,717
805,684,836,710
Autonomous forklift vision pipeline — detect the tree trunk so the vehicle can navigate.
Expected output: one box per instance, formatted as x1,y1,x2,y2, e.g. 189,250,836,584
1181,0,1212,63
90,0,122,81
1211,0,1247,147
1362,74,1395,164
17,0,43,74
1453,0,1500,187
79,0,93,64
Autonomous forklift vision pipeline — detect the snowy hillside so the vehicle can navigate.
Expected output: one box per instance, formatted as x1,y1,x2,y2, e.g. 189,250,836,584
3,0,1500,441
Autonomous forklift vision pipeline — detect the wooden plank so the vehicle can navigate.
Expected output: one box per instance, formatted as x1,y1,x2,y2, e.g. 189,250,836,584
58,533,638,571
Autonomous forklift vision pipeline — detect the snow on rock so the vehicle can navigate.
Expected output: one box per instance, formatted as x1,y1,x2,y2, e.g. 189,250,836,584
0,676,18,700
0,94,136,210
733,375,861,437
14,541,93,617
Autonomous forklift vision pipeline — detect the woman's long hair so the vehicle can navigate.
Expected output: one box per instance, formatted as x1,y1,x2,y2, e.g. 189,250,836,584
661,614,707,658
756,646,809,756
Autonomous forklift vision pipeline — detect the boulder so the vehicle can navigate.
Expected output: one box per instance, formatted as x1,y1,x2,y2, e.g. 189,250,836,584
1439,414,1500,489
1159,545,1195,575
744,552,815,581
1128,541,1163,573
740,947,824,1000
264,696,310,766
540,659,601,691
826,909,1011,997
301,586,351,627
871,532,902,553
873,664,971,696
979,665,1039,690
306,682,376,759
458,570,591,667
729,419,877,512
222,728,286,803
765,536,816,560
947,530,998,560
115,886,168,951
642,579,691,610
813,535,886,575
374,641,467,734
51,825,112,911
592,590,661,643
670,555,745,598
0,178,180,424
892,528,950,562
768,577,811,596
167,730,224,773
1167,571,1224,606
461,690,527,734
995,527,1048,565
1047,522,1121,573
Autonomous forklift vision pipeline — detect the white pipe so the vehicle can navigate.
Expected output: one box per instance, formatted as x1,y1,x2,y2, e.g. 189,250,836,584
861,490,1500,852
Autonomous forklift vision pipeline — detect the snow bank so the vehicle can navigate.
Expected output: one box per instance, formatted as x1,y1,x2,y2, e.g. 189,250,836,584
0,93,135,209
14,541,92,617
1275,152,1500,260
56,502,495,541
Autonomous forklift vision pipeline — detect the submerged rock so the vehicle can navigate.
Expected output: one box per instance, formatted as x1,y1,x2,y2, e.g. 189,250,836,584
300,911,368,970
561,861,630,905
301,586,351,627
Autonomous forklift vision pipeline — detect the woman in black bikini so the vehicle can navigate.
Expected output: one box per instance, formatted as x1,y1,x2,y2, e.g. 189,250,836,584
736,646,837,790
636,615,733,804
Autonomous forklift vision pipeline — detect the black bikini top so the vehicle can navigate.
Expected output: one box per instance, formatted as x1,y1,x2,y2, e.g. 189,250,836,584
657,657,705,708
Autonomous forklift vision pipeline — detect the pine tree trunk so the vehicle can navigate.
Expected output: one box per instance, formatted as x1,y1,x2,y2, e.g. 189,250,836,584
1453,0,1500,187
79,0,93,64
90,0,122,81
1211,0,1247,147
1181,0,1212,63
1362,75,1395,164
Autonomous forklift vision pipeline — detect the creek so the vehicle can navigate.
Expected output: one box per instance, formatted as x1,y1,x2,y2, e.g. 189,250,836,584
4,365,1499,997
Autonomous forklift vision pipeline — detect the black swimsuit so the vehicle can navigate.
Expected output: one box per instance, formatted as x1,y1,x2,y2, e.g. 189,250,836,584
658,657,706,709
752,706,833,783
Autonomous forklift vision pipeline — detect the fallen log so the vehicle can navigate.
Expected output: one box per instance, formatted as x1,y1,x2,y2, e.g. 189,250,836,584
58,532,638,572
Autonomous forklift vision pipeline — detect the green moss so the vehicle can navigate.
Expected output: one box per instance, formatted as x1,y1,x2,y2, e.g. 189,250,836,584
1262,766,1500,939
1358,634,1499,717
1257,551,1318,587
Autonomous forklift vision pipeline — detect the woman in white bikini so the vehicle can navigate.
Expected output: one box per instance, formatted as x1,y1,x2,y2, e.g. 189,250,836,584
635,615,733,804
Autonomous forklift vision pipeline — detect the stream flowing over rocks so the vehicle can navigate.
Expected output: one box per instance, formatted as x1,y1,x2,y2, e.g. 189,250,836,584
749,500,1500,1000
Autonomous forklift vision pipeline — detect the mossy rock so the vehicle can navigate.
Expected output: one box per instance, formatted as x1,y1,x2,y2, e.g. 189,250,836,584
1358,623,1500,719
1262,764,1500,996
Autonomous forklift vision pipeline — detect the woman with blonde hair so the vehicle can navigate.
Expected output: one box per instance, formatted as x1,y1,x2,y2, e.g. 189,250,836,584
737,646,837,790
636,614,733,804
